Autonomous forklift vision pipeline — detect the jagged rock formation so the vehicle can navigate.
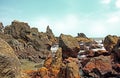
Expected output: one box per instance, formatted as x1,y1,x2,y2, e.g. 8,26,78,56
46,26,57,44
76,33,93,43
59,34,80,58
0,22,4,32
3,20,56,63
78,33,87,38
0,38,21,78
103,35,119,52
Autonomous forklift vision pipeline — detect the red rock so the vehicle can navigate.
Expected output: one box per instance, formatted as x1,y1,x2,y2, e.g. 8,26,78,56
83,55,112,77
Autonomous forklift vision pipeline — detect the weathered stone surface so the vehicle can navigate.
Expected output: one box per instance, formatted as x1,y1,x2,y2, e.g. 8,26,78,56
58,57,81,78
59,34,80,58
103,35,119,52
76,33,93,43
46,26,57,44
3,20,52,63
0,38,21,78
0,22,4,32
4,20,30,39
77,33,87,38
50,48,62,78
112,39,120,62
111,39,120,75
83,55,112,78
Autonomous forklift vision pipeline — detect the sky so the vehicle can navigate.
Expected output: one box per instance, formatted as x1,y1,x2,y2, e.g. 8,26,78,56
0,0,120,37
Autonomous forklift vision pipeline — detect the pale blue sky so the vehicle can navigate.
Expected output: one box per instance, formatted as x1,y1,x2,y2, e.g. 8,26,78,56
0,0,120,37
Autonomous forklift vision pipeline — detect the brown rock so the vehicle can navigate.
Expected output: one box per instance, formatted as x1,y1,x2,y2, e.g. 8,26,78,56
58,57,81,78
59,34,80,58
103,35,119,52
83,55,112,77
112,39,120,62
46,26,57,44
0,38,21,78
44,48,63,78
4,20,30,39
44,56,52,68
66,62,80,78
76,33,93,43
4,20,52,63
0,22,4,32
77,33,87,38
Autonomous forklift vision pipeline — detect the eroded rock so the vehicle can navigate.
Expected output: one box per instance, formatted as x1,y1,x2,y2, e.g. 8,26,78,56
59,34,80,58
0,38,21,78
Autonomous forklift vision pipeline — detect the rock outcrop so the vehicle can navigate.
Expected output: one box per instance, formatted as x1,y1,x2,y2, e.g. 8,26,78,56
103,35,119,52
0,22,4,32
0,38,21,78
76,33,93,43
59,34,80,58
77,33,87,38
3,20,53,63
46,26,57,44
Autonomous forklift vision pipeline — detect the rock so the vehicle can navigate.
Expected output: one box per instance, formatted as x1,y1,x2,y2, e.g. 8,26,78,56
111,39,120,75
103,35,119,52
37,67,49,78
0,38,21,78
59,34,80,58
83,55,112,78
4,20,52,63
44,56,52,68
76,33,93,43
66,61,81,78
77,33,87,38
44,48,63,78
58,57,81,78
46,26,57,44
50,48,63,78
7,39,24,51
0,22,4,32
112,39,120,62
86,50,109,57
4,20,30,39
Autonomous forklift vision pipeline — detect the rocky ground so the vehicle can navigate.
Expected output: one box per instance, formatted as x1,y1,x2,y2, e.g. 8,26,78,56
0,20,120,78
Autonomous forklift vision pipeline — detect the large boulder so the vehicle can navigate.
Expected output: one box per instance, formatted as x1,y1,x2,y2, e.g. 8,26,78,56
112,40,120,75
59,34,80,58
83,55,112,78
0,38,21,78
103,35,119,52
112,39,120,62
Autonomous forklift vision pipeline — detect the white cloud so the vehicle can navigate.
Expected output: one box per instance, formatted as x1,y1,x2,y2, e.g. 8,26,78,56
101,0,111,4
115,0,120,8
90,25,106,36
30,14,80,36
107,16,120,23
